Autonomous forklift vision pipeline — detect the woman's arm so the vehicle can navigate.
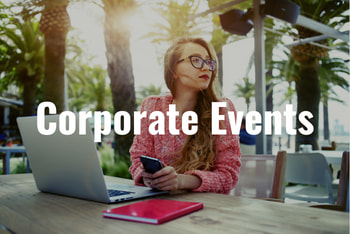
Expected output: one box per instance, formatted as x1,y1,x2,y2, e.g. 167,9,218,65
185,98,241,194
142,135,241,194
142,166,202,191
184,140,241,194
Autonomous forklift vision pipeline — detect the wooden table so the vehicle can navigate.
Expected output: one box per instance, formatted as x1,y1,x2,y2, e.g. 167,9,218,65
0,146,28,174
0,174,348,234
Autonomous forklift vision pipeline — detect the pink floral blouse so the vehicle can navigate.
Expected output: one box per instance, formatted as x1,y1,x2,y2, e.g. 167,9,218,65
129,94,241,194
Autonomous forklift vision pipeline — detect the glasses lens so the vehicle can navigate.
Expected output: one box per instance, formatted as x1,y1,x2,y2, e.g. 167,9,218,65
206,59,216,71
190,56,203,69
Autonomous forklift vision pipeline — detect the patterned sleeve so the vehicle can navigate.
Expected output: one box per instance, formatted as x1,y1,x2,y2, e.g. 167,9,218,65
184,98,241,194
129,96,156,186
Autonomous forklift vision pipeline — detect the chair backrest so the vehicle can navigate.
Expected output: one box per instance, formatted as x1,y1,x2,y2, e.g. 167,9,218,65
316,140,329,150
335,143,350,152
337,151,349,210
284,153,333,186
239,143,256,155
309,151,349,211
231,151,286,200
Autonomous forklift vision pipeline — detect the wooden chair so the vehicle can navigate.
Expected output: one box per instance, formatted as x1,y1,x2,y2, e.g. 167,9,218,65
316,140,336,151
310,151,349,211
284,153,337,204
231,151,287,202
321,141,336,151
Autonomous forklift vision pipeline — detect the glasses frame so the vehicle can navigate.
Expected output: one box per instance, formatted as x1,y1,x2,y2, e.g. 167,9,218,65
177,55,217,72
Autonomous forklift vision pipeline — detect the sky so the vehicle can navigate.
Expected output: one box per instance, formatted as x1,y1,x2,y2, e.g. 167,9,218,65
66,1,349,140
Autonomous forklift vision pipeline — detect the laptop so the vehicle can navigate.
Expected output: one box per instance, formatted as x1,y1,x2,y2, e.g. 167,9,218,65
16,115,167,203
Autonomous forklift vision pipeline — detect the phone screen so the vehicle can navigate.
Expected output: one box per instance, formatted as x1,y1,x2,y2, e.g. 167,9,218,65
140,155,163,174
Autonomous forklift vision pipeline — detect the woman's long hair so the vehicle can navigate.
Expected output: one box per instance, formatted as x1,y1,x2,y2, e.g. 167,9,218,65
163,37,221,173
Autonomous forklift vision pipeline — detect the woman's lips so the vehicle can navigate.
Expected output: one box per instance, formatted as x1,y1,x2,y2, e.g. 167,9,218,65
199,74,209,80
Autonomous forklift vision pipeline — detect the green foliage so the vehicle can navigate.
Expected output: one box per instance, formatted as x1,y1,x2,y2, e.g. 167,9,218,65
143,0,206,63
99,143,132,179
319,56,350,104
234,77,255,112
136,84,162,109
0,156,29,174
67,63,113,112
270,50,349,106
292,0,349,25
268,50,300,105
145,0,204,44
11,160,28,174
0,6,45,115
0,17,44,92
65,34,113,112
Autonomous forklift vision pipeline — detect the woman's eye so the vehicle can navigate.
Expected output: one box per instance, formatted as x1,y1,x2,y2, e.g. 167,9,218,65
192,57,201,63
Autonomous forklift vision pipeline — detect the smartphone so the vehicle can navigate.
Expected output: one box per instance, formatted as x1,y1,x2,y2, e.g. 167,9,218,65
140,155,163,174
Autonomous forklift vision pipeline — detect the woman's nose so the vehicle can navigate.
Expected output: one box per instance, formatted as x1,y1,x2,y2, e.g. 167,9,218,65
201,62,211,70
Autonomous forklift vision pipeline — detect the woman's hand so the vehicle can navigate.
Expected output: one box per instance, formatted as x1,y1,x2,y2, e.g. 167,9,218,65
141,166,179,191
140,165,202,191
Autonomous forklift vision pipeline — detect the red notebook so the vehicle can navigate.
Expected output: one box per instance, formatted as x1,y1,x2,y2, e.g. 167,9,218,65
102,199,203,224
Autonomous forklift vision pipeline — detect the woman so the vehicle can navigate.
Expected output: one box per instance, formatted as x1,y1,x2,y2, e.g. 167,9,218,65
129,37,241,194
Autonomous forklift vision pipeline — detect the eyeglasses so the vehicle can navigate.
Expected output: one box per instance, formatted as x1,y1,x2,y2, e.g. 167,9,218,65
177,56,217,71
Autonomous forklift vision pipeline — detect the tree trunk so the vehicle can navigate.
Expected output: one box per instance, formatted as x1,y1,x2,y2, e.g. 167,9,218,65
39,3,70,113
295,59,320,151
22,78,38,116
266,82,273,154
43,31,67,112
104,4,136,158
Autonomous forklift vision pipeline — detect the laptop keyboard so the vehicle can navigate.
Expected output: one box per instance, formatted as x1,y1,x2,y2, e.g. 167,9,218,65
108,189,134,197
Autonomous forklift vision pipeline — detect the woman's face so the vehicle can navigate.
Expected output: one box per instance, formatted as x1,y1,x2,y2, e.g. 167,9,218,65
174,42,213,94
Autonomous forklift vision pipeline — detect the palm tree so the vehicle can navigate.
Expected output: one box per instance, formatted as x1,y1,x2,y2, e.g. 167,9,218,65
101,0,137,158
319,56,349,140
9,0,71,113
0,17,45,116
39,0,71,113
288,0,349,150
67,61,112,113
85,65,112,112
270,49,349,147
269,50,299,149
64,32,113,112
145,0,204,64
234,77,255,112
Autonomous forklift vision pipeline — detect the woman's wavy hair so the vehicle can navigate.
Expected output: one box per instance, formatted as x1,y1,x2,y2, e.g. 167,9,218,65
163,37,221,173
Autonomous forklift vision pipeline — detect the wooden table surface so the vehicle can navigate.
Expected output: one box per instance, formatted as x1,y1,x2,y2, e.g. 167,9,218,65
0,174,348,234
